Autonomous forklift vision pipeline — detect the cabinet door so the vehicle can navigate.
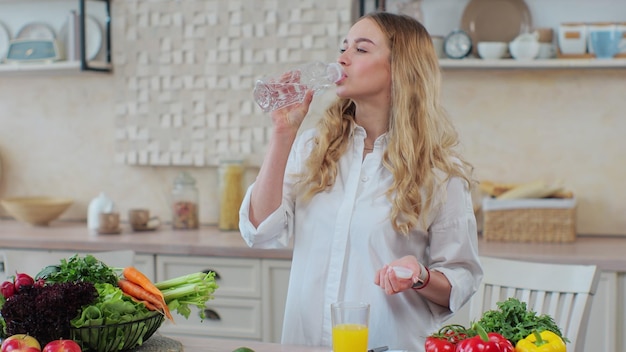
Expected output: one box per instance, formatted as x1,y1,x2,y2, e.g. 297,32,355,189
156,255,261,298
261,259,291,342
156,255,263,340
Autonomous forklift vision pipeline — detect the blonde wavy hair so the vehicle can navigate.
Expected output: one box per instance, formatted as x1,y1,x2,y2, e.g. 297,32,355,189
296,12,473,235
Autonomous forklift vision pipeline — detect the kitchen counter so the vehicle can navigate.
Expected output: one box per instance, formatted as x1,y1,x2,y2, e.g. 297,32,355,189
0,220,625,271
0,220,292,260
170,335,328,352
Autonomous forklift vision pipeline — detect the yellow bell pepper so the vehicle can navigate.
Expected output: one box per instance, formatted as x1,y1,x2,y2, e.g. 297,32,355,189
515,330,566,352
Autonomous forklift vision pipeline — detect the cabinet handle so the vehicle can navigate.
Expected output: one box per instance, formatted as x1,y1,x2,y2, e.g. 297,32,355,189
202,308,221,321
203,269,221,280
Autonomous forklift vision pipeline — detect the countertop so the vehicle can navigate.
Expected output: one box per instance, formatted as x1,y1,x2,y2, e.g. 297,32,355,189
1,220,626,271
171,335,329,352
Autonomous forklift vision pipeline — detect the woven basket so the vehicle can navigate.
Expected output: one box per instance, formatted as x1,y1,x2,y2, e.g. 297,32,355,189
482,197,576,243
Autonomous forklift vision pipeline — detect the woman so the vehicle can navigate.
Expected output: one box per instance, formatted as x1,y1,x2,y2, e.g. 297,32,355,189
239,12,482,350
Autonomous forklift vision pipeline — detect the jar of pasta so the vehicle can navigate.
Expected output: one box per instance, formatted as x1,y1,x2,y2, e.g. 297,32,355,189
218,159,245,231
171,171,199,229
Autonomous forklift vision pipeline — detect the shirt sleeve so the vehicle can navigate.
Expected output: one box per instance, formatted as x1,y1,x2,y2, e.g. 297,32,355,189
238,181,293,249
238,129,315,249
427,176,483,317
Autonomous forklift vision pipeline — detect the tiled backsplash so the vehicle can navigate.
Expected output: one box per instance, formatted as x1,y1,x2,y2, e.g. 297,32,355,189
112,0,351,167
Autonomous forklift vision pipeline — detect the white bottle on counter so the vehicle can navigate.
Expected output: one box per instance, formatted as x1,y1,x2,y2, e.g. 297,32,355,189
87,192,114,232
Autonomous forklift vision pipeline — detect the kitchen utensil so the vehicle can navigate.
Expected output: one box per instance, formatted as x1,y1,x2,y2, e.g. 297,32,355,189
589,29,625,59
129,208,161,231
98,212,121,234
0,20,10,62
477,41,508,59
461,0,532,55
59,15,103,61
558,23,587,55
509,33,540,60
16,22,56,40
1,196,73,226
88,192,115,232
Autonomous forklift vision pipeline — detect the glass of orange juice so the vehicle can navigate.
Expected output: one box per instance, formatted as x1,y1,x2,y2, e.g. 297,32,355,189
331,301,370,352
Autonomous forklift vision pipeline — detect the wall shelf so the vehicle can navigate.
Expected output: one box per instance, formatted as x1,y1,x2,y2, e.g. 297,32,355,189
440,58,626,69
0,60,110,75
0,0,111,75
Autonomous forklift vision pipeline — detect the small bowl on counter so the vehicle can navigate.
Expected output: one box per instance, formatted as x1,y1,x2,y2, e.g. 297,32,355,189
477,41,508,59
1,196,73,226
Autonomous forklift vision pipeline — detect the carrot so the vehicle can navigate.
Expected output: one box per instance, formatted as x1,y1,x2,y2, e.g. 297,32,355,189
123,266,166,303
118,278,175,322
126,294,159,311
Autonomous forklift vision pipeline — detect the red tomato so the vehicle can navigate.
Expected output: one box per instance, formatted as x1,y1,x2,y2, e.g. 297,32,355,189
425,336,455,352
41,340,81,352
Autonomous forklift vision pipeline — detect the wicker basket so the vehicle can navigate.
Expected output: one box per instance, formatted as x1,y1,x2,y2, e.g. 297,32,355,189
482,197,576,243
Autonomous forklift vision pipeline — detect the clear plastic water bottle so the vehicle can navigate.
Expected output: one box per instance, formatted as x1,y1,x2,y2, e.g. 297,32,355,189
253,61,343,113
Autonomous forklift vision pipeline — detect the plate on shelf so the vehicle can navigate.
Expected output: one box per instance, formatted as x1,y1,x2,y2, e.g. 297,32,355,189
60,15,103,61
16,22,56,40
461,0,532,54
0,21,11,61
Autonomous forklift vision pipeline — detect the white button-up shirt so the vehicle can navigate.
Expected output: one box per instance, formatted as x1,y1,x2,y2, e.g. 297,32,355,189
239,126,482,351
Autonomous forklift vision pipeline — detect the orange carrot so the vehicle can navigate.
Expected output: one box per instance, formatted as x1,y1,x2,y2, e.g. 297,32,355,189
118,278,175,322
126,294,159,311
123,267,165,303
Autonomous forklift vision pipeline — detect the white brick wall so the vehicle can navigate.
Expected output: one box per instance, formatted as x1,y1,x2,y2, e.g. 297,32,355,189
112,0,352,167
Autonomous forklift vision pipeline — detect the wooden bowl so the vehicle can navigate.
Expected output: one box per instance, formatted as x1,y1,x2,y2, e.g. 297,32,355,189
1,196,73,226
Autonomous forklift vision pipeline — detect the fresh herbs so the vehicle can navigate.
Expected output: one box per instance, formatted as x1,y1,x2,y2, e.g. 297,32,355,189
36,254,120,285
473,297,567,346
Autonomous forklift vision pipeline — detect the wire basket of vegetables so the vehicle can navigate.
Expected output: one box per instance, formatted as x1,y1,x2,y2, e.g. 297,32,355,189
69,310,164,352
0,254,218,352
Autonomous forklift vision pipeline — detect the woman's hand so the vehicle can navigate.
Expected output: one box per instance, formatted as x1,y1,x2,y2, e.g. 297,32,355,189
269,70,314,135
374,255,422,295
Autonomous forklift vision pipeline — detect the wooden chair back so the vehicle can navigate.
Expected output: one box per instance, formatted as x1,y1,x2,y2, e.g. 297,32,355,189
470,256,601,352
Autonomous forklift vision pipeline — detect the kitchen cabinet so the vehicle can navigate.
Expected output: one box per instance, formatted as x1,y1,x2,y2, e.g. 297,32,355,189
156,255,291,343
261,259,291,342
0,0,111,75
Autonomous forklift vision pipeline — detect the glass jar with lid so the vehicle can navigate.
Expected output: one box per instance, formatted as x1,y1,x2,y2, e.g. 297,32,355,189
218,159,245,231
171,171,199,229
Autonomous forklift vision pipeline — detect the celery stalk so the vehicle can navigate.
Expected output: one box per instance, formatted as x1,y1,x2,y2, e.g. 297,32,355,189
154,271,218,320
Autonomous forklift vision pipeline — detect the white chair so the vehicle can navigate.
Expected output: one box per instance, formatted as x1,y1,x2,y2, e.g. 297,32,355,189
470,256,601,352
1,249,135,279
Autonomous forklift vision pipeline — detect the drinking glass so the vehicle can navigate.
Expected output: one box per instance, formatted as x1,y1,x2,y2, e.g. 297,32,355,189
331,301,370,352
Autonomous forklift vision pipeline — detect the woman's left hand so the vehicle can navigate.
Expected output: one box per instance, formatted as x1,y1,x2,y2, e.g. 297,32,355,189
374,255,422,295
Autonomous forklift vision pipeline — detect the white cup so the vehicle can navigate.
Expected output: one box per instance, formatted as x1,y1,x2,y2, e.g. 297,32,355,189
537,43,556,59
558,23,587,55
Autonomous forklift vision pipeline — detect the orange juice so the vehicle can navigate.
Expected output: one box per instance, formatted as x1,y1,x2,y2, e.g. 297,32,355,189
332,323,368,352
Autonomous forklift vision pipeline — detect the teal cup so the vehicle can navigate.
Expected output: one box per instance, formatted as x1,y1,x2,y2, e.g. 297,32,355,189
590,30,624,59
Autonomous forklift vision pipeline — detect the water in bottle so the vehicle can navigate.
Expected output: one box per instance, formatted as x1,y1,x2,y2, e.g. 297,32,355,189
253,61,344,113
